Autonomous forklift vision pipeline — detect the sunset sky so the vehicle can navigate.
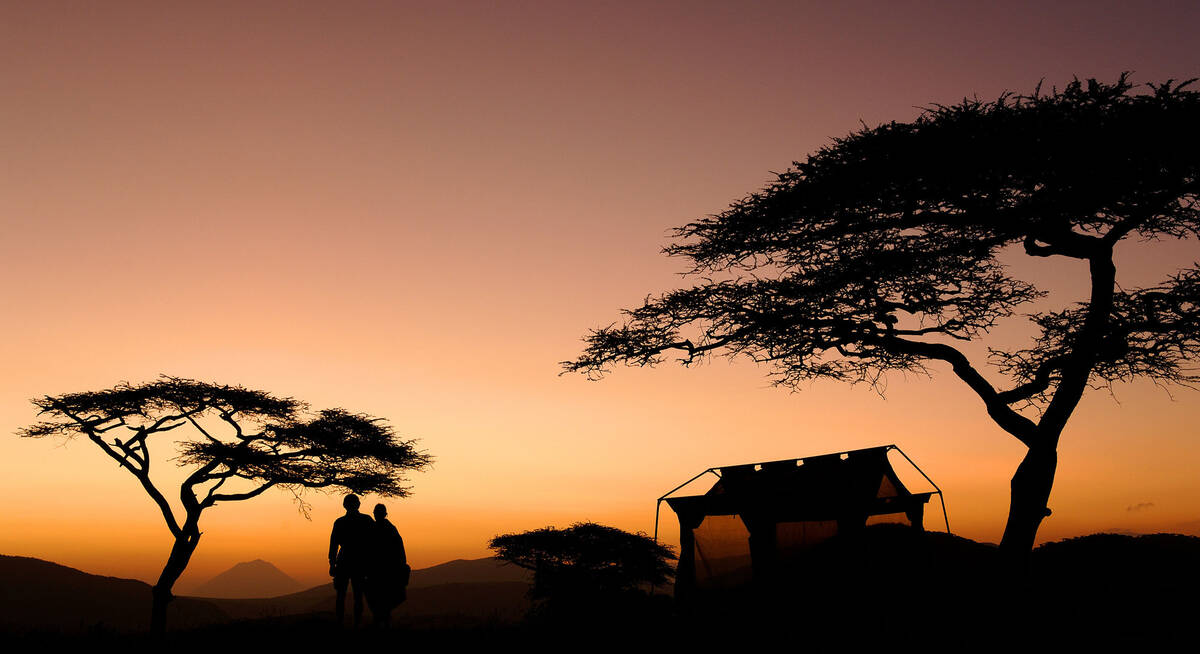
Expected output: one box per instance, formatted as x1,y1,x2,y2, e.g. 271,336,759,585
1,1,1197,590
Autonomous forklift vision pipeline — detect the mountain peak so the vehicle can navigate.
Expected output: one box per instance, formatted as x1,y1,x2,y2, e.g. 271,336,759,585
190,559,303,599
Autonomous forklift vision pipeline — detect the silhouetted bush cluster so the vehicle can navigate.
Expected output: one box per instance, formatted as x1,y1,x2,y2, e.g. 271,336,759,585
488,522,676,623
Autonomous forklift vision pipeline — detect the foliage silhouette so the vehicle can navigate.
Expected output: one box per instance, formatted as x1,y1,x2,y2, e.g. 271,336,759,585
488,522,676,610
19,375,432,633
564,75,1200,564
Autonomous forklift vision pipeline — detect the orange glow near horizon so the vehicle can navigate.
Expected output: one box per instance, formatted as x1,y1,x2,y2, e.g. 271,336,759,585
1,1,1198,589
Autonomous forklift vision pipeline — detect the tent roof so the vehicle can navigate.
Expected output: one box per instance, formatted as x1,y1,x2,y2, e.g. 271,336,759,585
665,445,931,523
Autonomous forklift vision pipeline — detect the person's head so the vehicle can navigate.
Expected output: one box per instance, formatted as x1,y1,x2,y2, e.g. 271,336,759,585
343,494,361,513
373,503,387,520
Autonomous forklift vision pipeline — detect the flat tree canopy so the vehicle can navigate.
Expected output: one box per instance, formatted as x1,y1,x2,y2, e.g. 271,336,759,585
20,375,432,631
564,75,1200,558
489,522,676,599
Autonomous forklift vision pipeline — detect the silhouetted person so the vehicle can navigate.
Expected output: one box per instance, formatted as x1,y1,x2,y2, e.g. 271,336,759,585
368,502,409,627
329,494,375,627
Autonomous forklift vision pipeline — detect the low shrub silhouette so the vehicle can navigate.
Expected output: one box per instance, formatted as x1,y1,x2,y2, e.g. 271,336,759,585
488,522,676,623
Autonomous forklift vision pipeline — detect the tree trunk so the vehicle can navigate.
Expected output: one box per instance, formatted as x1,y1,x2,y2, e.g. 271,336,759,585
990,254,1112,576
998,445,1058,573
150,524,201,634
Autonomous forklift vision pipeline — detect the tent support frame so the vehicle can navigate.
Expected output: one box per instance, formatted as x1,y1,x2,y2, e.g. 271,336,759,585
887,444,950,534
653,467,720,541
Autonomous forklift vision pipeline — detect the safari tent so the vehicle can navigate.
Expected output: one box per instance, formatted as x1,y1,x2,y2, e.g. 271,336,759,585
656,445,948,597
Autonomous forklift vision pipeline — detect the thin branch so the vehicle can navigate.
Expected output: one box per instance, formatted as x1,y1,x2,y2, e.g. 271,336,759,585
80,433,182,537
173,403,221,445
995,353,1072,404
110,435,148,469
181,458,224,513
877,336,1039,446
218,411,248,441
207,481,277,506
201,475,230,506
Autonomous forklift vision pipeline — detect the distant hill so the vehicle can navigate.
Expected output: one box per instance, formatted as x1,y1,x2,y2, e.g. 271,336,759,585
190,559,304,599
183,556,528,597
409,557,531,588
203,557,532,623
206,580,531,624
1034,532,1200,587
0,555,227,633
0,555,532,634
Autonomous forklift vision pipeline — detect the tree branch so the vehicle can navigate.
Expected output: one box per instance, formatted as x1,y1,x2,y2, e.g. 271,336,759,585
877,336,1038,446
995,353,1072,404
81,430,182,537
206,481,277,506
110,435,148,469
1022,229,1102,259
218,411,249,441
1102,215,1146,245
181,457,224,513
174,404,222,445
200,475,230,506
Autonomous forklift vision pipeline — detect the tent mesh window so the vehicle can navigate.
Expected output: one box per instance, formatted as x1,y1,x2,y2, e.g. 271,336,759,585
865,512,912,526
692,514,753,589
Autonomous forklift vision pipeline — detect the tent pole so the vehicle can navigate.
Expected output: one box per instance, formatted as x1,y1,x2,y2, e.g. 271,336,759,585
653,468,719,543
889,445,951,533
651,467,719,597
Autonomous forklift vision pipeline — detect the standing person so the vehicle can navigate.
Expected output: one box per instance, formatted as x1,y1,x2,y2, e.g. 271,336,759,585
329,494,375,627
368,502,409,627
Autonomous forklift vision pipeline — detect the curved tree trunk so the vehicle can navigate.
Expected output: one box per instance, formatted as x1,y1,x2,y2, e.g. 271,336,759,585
150,523,201,634
998,445,1058,572
995,254,1114,570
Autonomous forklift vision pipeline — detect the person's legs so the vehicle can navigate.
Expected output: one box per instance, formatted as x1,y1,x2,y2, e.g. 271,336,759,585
350,574,366,627
333,574,349,625
367,578,384,628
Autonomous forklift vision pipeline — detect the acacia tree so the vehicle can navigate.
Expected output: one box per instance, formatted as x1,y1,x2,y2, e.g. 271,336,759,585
488,522,676,602
565,76,1200,564
19,376,432,633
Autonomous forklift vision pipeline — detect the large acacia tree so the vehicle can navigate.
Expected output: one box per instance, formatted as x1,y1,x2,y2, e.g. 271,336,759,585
565,76,1200,563
20,376,432,632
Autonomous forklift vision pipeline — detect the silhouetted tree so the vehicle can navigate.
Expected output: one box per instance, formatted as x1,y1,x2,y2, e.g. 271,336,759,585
488,522,676,605
19,376,432,633
565,75,1200,566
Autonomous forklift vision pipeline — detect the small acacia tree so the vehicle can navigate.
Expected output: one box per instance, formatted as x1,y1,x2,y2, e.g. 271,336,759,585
19,375,432,633
564,76,1200,565
488,522,676,604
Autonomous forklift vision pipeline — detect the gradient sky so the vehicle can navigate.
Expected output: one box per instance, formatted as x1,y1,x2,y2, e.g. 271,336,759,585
1,1,1198,590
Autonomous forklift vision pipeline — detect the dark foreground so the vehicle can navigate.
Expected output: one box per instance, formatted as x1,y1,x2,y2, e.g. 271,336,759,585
4,529,1197,649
